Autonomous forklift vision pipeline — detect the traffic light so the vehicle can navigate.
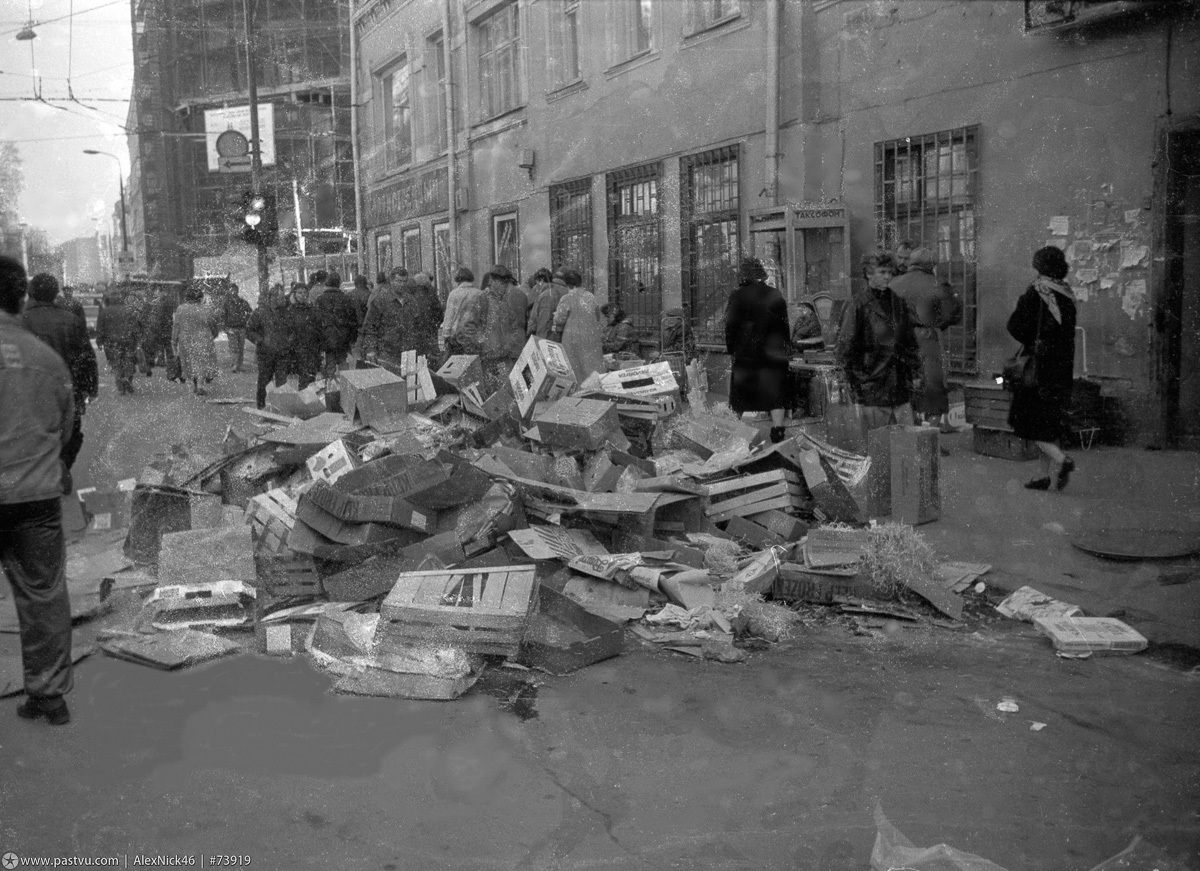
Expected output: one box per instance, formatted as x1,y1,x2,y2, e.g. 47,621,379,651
240,189,277,247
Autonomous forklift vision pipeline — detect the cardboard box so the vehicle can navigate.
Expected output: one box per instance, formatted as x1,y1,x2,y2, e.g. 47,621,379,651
583,451,623,493
534,397,621,451
517,585,624,675
145,580,257,630
77,480,135,531
267,383,325,419
890,426,940,525
436,355,484,391
1033,617,1148,655
746,509,807,541
244,486,300,556
306,439,361,485
510,337,577,418
674,414,761,459
158,525,256,587
339,368,408,427
863,425,905,518
598,362,678,397
723,515,786,549
792,448,861,524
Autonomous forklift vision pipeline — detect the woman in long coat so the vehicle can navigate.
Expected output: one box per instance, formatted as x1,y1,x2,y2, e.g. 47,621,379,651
889,247,961,428
171,282,219,395
552,268,604,381
1007,245,1077,491
724,258,792,443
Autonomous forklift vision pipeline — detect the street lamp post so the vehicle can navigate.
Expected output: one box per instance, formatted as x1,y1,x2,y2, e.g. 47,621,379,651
83,150,129,266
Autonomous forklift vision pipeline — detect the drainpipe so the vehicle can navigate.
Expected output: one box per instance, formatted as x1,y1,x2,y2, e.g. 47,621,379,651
765,0,781,205
443,0,458,272
349,0,366,276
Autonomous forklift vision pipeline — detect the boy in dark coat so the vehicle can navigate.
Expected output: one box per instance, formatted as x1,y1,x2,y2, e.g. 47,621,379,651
221,284,253,373
282,282,322,389
313,271,359,379
724,258,792,443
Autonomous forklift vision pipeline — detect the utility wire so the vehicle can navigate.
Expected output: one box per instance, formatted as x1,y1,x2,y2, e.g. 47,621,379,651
0,0,124,37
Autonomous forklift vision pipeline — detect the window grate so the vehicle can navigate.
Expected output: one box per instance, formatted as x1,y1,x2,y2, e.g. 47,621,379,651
681,145,740,346
607,163,663,335
550,178,593,288
875,126,979,376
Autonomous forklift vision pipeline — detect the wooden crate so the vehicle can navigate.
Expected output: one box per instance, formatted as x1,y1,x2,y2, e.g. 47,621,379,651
244,487,299,556
964,382,1015,430
973,426,1040,461
705,469,803,523
257,554,322,598
379,565,538,656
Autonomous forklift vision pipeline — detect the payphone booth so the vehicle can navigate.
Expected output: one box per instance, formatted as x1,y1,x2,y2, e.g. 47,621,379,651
748,204,852,346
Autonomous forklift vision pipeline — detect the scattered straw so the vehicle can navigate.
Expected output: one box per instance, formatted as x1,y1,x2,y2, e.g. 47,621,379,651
703,538,743,577
717,589,803,641
862,522,937,600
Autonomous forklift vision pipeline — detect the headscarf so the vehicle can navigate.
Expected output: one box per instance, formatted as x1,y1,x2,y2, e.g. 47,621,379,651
1033,275,1071,324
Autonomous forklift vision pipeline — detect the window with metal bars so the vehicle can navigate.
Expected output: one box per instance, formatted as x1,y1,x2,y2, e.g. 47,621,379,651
550,178,593,287
607,163,662,335
681,146,740,345
875,126,979,376
376,232,393,276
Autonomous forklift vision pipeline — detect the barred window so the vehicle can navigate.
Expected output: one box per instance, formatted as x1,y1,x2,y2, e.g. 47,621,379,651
876,126,979,375
547,0,582,91
477,3,522,121
607,163,662,334
376,233,392,276
681,146,740,345
382,58,411,169
550,178,592,287
493,212,520,274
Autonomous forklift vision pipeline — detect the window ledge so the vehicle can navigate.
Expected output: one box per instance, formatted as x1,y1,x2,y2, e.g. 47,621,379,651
682,14,751,45
604,49,660,80
469,107,527,142
371,161,416,186
545,78,588,104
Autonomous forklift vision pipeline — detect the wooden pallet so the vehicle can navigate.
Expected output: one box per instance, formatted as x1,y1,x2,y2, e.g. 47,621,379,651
398,350,436,405
379,565,538,656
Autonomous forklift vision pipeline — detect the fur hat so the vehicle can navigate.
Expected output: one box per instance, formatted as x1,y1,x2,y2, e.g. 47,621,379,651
1032,246,1069,281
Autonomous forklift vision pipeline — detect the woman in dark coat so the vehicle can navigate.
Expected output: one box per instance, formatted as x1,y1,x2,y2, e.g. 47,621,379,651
1007,245,1077,491
724,258,792,443
889,247,961,428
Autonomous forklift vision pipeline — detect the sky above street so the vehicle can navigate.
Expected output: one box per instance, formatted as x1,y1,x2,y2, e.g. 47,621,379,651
1,0,133,244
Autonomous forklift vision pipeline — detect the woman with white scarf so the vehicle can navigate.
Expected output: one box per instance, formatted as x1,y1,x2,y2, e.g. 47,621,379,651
1006,246,1078,491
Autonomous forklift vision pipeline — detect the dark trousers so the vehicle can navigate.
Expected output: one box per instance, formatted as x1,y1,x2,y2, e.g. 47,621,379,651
62,412,84,470
228,329,247,370
0,498,73,699
105,342,139,393
323,350,348,382
255,348,282,408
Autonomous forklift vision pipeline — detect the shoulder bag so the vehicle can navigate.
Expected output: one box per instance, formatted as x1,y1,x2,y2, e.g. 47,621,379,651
1002,294,1043,392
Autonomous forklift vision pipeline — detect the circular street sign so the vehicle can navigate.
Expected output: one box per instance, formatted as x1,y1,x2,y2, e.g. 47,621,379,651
216,129,249,158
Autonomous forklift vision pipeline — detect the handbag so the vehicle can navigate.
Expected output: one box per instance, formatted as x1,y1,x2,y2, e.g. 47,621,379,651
1002,295,1044,392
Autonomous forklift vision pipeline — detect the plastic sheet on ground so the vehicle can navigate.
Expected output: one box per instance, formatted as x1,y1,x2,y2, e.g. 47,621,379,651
871,805,1009,871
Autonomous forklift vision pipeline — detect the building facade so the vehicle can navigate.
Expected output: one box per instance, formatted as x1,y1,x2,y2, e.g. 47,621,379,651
357,0,1197,444
126,0,356,288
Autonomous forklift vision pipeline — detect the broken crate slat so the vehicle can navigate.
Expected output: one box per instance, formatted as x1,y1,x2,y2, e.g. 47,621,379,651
706,481,802,515
381,565,537,629
704,468,800,497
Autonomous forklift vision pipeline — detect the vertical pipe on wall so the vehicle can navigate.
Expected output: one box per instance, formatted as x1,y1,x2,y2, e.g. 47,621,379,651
765,0,781,206
349,0,366,276
443,0,458,271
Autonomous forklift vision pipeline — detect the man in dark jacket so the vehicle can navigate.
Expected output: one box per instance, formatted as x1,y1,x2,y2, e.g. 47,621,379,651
836,252,921,431
246,284,290,409
221,284,253,373
21,273,98,478
313,271,359,380
349,274,373,335
282,282,322,390
361,267,412,367
0,255,76,726
527,268,566,339
409,271,443,365
57,284,87,330
95,288,142,395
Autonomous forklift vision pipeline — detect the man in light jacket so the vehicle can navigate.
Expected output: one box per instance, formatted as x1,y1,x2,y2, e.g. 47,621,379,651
439,266,482,356
0,255,76,726
526,268,564,339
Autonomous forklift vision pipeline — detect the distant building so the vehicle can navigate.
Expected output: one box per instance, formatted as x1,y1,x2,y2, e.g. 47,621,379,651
60,236,106,285
353,0,1199,446
126,0,356,281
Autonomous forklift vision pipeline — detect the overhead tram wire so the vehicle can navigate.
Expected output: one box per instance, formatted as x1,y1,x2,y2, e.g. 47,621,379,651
0,0,124,38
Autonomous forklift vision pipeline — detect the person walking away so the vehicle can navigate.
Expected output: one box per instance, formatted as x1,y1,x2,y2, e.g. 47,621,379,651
21,273,98,481
1007,246,1077,491
477,265,527,392
94,287,142,395
246,284,290,409
552,268,605,383
361,267,412,369
282,282,323,390
600,303,637,356
349,274,373,335
889,247,962,431
724,258,792,443
172,282,220,396
0,255,76,725
528,268,566,339
440,267,483,357
57,284,87,330
523,269,552,337
836,253,921,433
313,271,359,381
222,284,253,373
409,272,443,365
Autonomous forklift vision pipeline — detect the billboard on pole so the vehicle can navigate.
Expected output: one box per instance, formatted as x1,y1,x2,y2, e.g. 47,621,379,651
204,104,276,172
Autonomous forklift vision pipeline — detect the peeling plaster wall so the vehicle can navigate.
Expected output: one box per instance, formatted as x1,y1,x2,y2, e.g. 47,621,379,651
791,0,1200,442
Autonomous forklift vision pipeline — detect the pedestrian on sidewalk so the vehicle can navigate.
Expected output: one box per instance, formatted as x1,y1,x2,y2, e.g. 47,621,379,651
527,268,565,339
409,271,443,365
724,257,792,443
1007,245,1077,491
57,284,87,331
440,266,482,357
95,287,142,395
0,255,75,726
282,281,322,390
246,284,290,409
349,274,372,336
313,271,359,380
21,273,99,481
221,284,253,373
477,265,527,391
836,252,921,432
172,282,220,396
553,268,604,382
889,247,962,431
361,267,412,368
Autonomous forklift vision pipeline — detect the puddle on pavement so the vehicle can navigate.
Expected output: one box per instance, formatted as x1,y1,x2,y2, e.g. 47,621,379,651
474,667,540,721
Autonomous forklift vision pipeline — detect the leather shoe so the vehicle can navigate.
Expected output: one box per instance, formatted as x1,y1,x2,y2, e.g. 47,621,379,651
1024,477,1052,491
17,695,71,726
